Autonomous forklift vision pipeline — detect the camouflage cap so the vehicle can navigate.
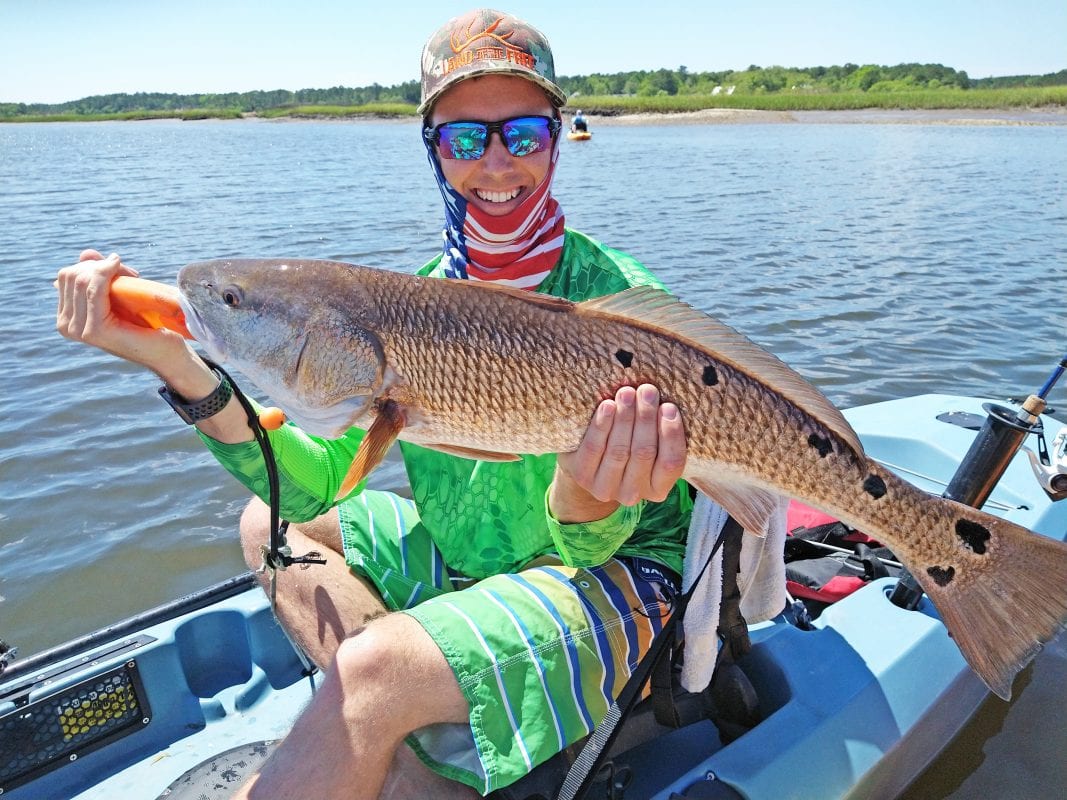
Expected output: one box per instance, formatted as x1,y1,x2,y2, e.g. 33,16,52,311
418,8,568,116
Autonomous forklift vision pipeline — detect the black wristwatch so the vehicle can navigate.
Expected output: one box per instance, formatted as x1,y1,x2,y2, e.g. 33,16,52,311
159,369,234,424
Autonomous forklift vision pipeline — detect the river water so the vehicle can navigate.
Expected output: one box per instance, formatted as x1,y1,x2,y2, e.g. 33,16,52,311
1,116,1065,797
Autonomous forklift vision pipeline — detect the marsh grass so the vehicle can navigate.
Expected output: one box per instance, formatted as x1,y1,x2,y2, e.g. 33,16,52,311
3,87,1063,123
256,102,416,118
572,87,1067,114
2,108,243,123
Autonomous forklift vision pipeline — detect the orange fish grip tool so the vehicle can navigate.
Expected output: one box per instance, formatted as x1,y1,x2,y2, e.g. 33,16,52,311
109,275,194,340
108,276,288,431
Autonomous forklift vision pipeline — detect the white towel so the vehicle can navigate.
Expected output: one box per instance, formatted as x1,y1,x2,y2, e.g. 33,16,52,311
680,493,788,692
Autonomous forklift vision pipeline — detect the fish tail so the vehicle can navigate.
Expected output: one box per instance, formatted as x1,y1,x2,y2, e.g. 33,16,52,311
914,504,1067,700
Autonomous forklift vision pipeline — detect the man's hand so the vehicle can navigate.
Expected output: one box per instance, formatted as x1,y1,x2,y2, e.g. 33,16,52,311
55,250,190,371
550,384,687,524
56,249,253,443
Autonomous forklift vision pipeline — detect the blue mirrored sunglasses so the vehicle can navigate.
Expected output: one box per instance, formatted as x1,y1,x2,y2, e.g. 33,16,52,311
423,115,562,160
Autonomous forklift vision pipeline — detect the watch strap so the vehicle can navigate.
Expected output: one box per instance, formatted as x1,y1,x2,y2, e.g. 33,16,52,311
159,370,234,424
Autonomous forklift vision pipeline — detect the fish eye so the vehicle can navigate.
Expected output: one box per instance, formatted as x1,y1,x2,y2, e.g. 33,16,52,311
221,286,243,308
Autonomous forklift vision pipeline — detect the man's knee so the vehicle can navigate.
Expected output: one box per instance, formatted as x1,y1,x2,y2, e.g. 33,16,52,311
332,619,418,696
334,626,392,689
331,615,469,729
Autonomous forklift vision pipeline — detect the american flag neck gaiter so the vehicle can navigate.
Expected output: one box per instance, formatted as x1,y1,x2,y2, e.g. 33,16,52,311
424,136,565,291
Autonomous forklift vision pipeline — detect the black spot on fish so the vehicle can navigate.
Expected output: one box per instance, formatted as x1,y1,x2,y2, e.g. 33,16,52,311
863,475,887,499
955,519,990,555
702,365,718,386
926,565,956,587
807,433,833,458
615,349,634,368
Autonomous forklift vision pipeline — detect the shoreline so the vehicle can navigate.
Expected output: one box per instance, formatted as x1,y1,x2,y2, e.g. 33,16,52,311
244,106,1067,126
587,106,1067,126
5,107,1067,126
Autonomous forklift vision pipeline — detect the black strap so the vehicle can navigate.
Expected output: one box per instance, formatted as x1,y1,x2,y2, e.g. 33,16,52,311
716,518,750,663
200,357,322,694
556,611,682,800
649,624,682,728
555,516,740,800
201,357,324,571
650,517,748,729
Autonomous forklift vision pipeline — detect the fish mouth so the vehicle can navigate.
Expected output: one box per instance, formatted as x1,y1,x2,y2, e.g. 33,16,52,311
177,293,229,362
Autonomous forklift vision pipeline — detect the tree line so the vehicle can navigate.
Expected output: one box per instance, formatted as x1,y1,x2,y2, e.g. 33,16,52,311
0,82,421,117
3,64,1064,117
558,64,1067,97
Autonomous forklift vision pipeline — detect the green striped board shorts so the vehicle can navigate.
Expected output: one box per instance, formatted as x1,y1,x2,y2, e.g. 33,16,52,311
338,490,678,795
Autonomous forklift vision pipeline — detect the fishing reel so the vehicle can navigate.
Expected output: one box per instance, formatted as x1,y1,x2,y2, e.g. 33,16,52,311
0,638,17,678
1026,428,1067,501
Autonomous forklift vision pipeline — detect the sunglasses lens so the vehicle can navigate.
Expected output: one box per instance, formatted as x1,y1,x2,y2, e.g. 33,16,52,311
431,117,556,160
502,117,553,157
438,123,488,160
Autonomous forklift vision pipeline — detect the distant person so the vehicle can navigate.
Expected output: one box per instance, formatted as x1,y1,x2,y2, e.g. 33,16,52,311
572,107,588,132
57,7,691,799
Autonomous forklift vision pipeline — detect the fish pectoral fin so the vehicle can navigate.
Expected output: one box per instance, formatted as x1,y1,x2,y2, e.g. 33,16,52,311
423,444,522,462
688,474,785,539
336,400,405,500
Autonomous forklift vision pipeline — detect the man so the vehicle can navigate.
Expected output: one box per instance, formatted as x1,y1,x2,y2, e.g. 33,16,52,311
56,9,691,798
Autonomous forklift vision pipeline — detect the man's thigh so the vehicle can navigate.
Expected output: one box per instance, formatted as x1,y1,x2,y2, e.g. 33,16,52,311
402,555,676,794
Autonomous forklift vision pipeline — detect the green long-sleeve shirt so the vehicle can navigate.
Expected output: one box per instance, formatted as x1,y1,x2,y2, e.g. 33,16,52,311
200,229,691,578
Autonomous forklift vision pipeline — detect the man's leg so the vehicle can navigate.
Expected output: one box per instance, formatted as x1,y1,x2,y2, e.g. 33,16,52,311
380,744,484,800
236,612,474,799
236,498,479,799
239,498,385,668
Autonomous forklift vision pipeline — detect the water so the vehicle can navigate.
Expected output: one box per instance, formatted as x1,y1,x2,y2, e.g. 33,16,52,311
2,117,1065,796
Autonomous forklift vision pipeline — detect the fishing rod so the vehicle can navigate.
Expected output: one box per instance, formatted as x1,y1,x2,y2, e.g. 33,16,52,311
890,351,1067,610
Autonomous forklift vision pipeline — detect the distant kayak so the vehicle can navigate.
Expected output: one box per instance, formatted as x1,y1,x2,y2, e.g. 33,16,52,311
567,130,592,141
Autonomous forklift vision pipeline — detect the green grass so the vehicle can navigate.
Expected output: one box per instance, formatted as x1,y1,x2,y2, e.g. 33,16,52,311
0,108,243,123
3,86,1063,123
255,102,418,119
569,87,1067,114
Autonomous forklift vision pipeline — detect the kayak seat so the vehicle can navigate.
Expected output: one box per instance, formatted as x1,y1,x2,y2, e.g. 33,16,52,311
488,655,760,800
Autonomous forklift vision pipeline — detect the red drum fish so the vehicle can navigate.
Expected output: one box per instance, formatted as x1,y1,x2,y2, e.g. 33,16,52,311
176,257,1067,700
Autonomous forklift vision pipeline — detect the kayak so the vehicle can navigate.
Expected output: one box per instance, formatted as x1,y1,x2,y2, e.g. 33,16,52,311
567,130,592,141
2,392,1065,799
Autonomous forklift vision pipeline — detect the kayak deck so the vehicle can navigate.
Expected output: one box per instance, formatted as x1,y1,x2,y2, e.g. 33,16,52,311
0,577,319,799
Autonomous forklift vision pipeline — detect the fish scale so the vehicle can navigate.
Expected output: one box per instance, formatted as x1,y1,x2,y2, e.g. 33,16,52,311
178,257,1067,700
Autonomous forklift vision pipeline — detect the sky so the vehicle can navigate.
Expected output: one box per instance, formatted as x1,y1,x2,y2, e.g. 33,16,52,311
2,0,1065,104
